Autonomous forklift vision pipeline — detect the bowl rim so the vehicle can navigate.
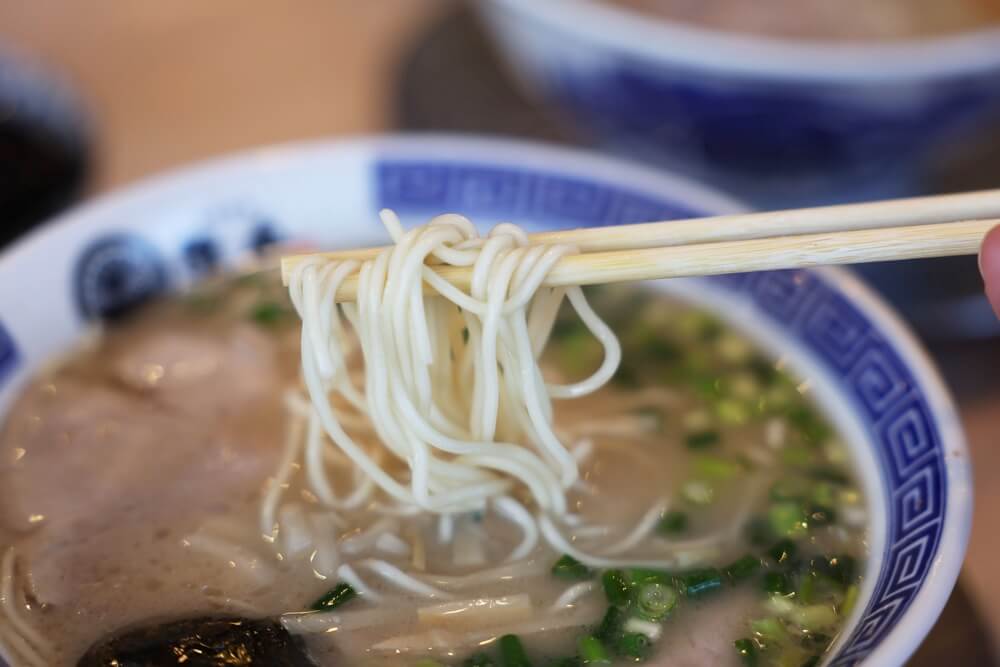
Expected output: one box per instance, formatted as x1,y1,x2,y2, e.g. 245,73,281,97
0,134,973,666
485,0,1000,82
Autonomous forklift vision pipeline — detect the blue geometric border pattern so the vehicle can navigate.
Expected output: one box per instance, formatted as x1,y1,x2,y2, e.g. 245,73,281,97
706,272,945,666
375,159,947,666
0,320,19,392
377,160,699,226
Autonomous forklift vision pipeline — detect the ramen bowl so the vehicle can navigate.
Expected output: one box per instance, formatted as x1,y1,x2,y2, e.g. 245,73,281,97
0,135,969,666
477,0,1000,207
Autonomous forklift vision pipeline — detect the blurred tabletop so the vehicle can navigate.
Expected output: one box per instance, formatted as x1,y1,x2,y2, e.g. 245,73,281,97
1,1,998,663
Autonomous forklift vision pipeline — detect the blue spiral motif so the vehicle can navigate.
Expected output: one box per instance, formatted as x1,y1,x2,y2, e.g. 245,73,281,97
375,159,951,666
74,234,168,320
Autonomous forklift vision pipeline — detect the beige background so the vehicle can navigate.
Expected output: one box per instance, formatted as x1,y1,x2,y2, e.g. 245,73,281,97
1,0,998,656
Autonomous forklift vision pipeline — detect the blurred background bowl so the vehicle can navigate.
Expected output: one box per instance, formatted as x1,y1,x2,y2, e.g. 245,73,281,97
476,0,1000,339
478,0,1000,209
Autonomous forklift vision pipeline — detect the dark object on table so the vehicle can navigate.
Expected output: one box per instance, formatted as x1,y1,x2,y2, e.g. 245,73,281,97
394,6,1000,340
0,48,90,248
76,616,316,666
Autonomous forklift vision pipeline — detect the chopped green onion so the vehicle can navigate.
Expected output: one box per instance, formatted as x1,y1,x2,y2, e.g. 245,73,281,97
767,539,798,565
841,584,860,616
724,555,761,583
762,572,791,595
249,301,291,326
750,617,787,644
310,582,357,611
810,554,856,586
768,502,807,537
692,455,743,480
643,338,681,363
715,399,750,425
780,445,815,467
552,554,592,580
797,573,816,604
733,638,759,666
602,569,632,607
594,606,624,643
810,481,838,507
499,634,532,667
681,480,715,505
627,569,673,586
679,568,723,598
614,633,651,662
636,582,678,621
577,636,611,665
787,406,832,445
684,430,720,449
463,653,496,667
656,510,688,536
769,479,808,502
791,604,838,632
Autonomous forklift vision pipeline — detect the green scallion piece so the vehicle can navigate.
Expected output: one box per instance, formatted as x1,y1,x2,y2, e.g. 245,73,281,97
750,617,787,644
552,554,592,580
499,634,532,667
577,636,611,665
249,301,290,326
767,539,798,565
692,455,743,480
684,430,720,449
768,502,807,537
657,510,688,536
463,653,496,667
602,569,632,607
841,584,860,616
615,633,652,662
762,572,791,595
636,582,678,621
594,606,624,643
733,638,758,666
724,555,761,583
310,582,357,611
679,568,723,598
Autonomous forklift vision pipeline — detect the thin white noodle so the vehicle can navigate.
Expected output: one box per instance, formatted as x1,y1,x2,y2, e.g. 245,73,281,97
336,563,381,602
602,498,670,556
492,496,539,561
538,515,678,570
357,559,453,600
550,581,596,611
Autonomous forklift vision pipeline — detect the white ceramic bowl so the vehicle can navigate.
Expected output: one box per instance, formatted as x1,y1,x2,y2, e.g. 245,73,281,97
0,135,970,666
478,0,1000,208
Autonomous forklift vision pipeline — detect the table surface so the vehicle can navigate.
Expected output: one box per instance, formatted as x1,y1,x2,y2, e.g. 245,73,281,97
1,1,998,663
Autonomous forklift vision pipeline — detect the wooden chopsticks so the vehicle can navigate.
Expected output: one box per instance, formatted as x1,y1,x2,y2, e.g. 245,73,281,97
280,189,1000,302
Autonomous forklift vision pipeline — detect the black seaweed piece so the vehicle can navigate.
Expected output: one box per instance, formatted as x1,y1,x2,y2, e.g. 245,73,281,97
77,616,316,666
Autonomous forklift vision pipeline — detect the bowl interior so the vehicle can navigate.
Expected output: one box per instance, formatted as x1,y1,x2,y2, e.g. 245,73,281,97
0,135,970,666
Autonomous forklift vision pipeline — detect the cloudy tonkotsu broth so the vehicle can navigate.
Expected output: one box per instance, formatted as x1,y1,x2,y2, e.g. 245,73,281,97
0,271,866,667
608,0,1000,40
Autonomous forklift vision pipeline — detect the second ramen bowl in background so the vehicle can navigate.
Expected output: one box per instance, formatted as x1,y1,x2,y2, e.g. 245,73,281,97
478,0,1000,208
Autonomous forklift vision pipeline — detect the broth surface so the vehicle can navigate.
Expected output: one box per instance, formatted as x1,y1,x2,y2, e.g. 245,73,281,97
0,275,868,667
